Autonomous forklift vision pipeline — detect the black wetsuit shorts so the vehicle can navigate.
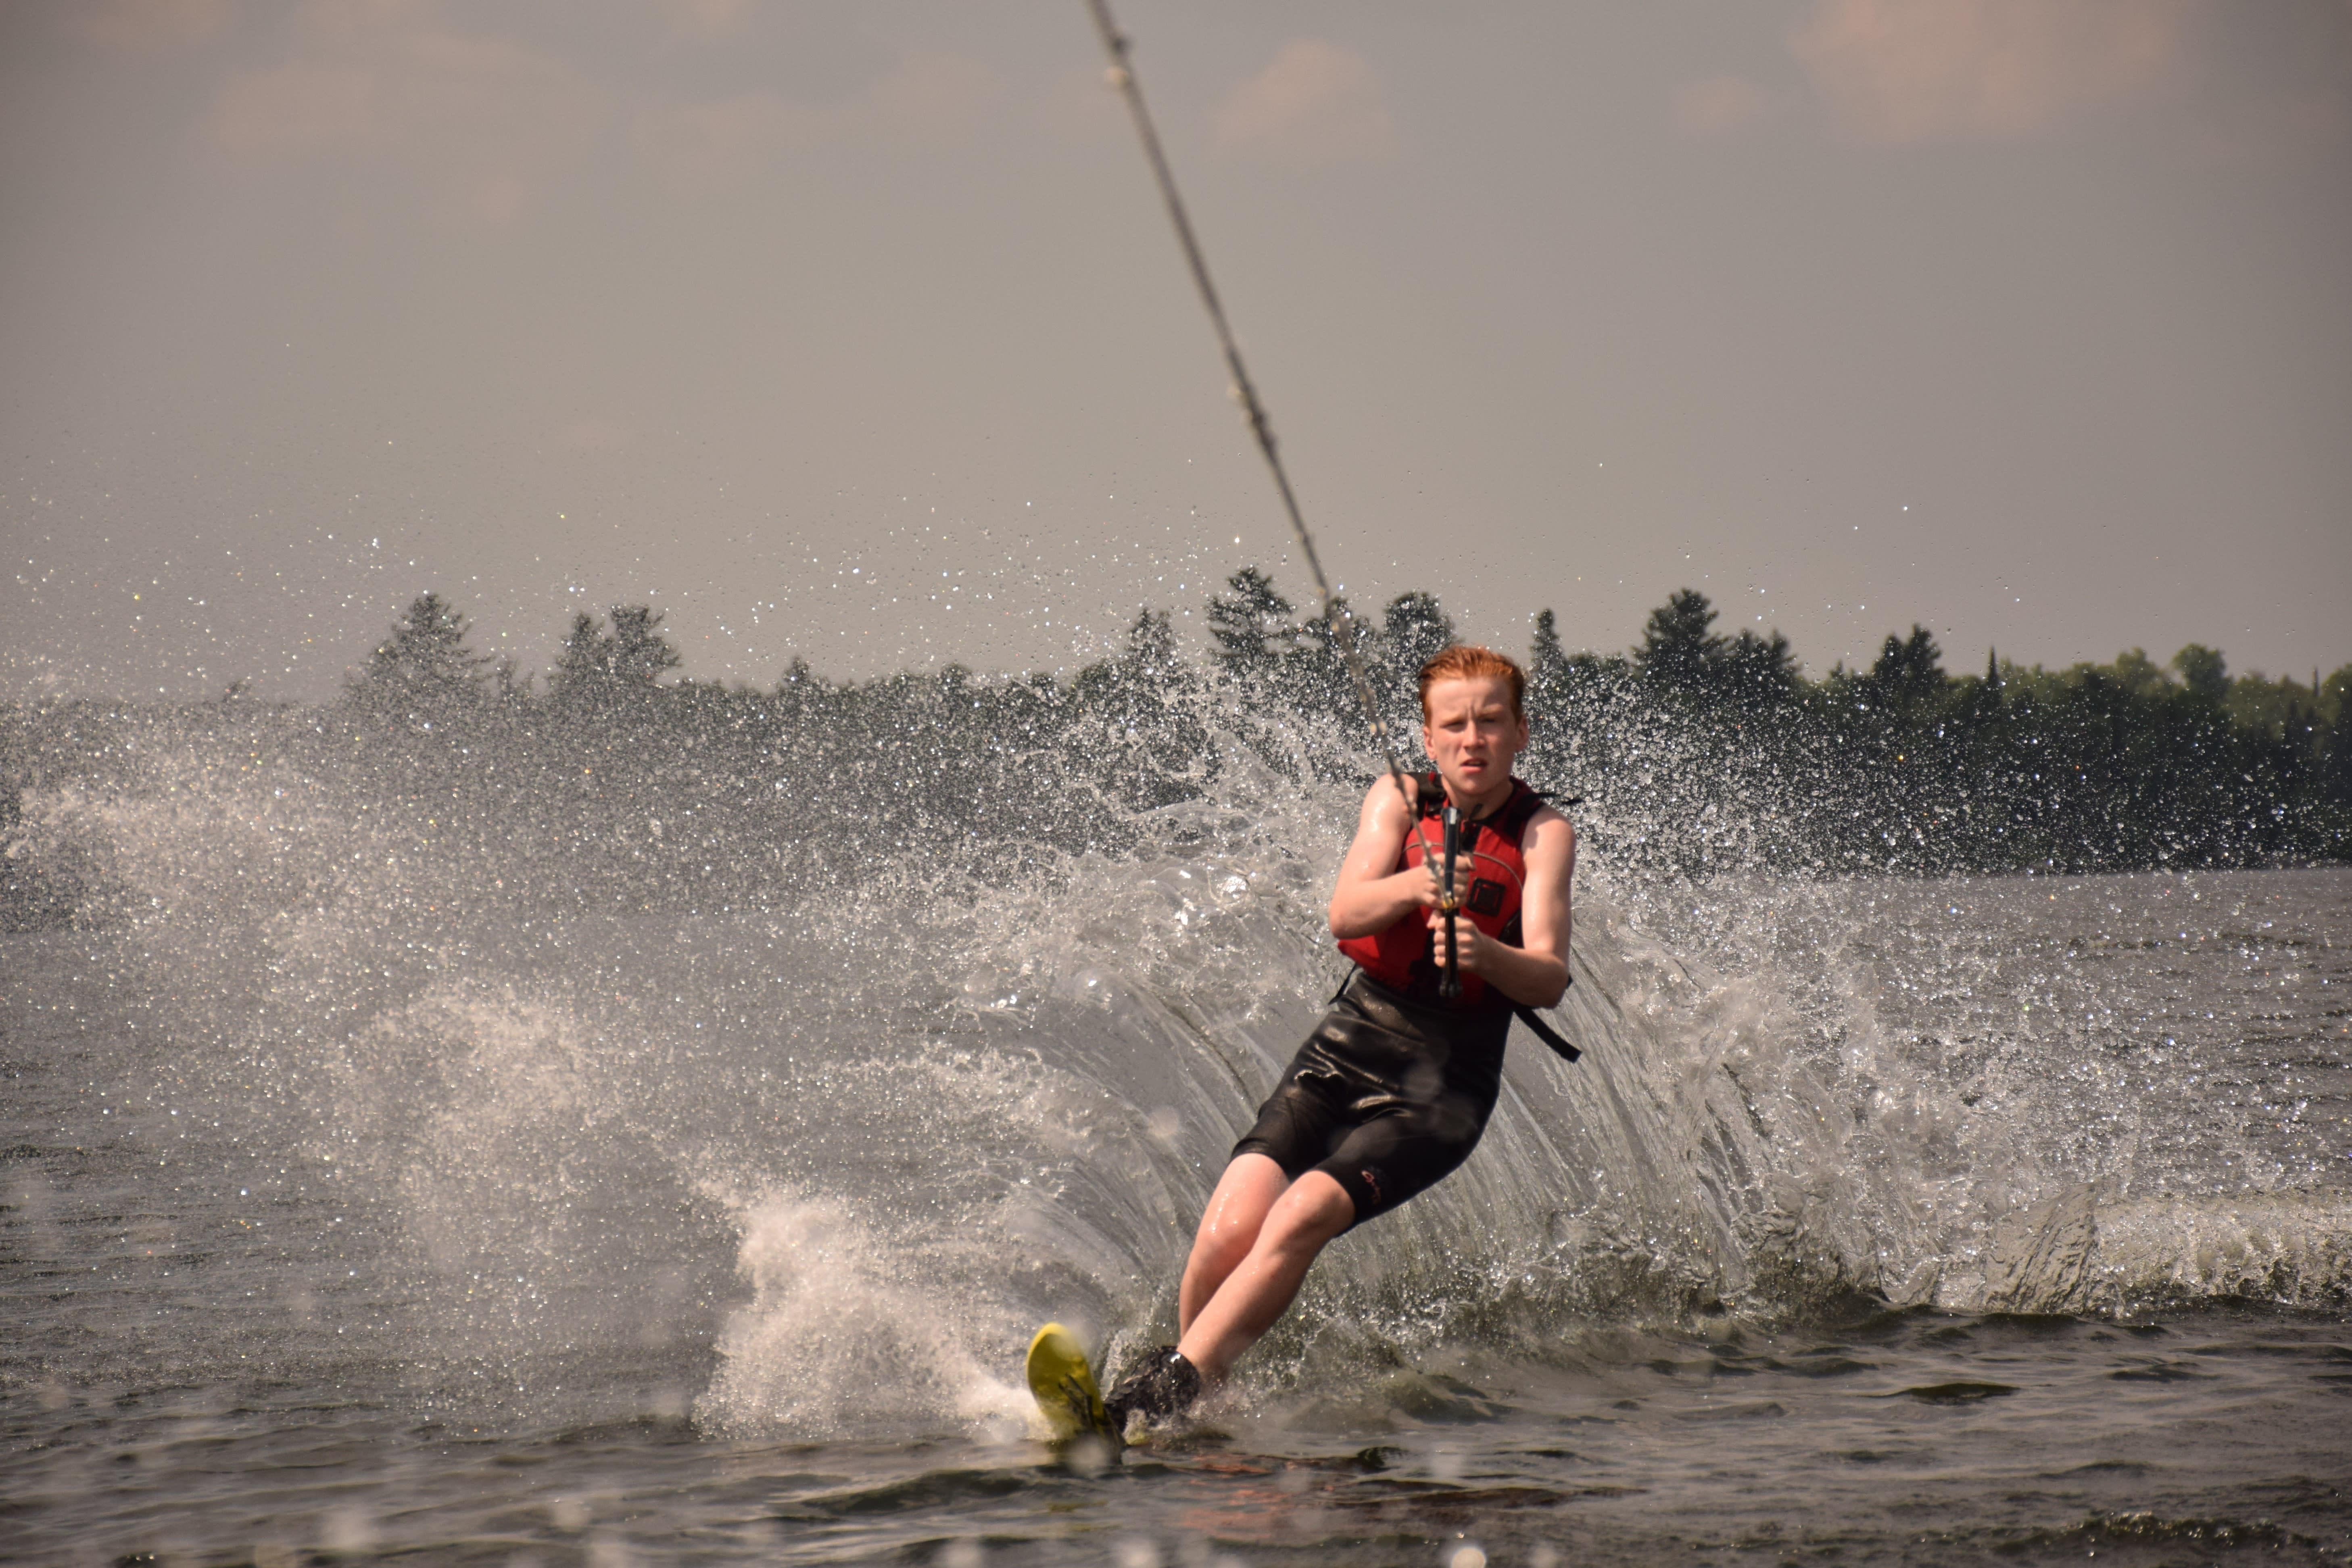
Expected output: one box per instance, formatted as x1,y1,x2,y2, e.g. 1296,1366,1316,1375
1232,971,1511,1229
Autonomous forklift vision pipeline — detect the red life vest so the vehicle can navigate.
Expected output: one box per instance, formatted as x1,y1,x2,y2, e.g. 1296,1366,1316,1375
1337,773,1546,1009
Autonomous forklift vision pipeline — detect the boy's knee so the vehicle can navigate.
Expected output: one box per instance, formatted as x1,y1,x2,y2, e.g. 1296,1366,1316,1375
1266,1175,1354,1245
1196,1219,1255,1268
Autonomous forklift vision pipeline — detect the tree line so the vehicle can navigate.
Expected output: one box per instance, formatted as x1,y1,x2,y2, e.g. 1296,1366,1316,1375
318,573,2352,873
1196,570,2348,873
2,573,2346,933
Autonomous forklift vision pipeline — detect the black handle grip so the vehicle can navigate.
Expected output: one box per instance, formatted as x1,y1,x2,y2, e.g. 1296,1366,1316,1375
1439,803,1461,1000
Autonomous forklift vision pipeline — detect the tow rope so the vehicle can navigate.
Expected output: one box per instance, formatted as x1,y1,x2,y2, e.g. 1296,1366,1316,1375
1083,1,1577,1063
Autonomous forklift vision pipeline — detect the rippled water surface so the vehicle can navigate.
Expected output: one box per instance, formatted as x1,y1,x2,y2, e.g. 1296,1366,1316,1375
5,1303,2348,1566
4,742,2348,1567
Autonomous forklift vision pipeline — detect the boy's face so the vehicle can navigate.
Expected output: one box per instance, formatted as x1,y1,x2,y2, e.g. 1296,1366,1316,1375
1421,675,1526,797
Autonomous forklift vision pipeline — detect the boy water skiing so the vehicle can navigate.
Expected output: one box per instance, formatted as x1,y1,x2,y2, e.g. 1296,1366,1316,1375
1095,644,1576,1431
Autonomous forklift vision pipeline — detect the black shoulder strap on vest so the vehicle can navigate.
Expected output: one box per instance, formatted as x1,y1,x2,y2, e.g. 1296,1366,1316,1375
1425,776,1544,834
1496,779,1546,837
1498,779,1580,1061
1512,1001,1581,1063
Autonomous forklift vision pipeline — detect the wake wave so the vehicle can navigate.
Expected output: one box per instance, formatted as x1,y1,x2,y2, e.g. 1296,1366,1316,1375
4,690,2344,1437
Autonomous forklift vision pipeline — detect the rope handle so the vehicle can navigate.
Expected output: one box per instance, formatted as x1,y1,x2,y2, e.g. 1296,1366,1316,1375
1438,804,1462,999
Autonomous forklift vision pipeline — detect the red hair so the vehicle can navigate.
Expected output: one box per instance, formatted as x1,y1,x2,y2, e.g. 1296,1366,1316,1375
1418,644,1526,721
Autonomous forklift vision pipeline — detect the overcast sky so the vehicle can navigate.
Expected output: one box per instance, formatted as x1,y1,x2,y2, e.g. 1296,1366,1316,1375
4,0,2348,702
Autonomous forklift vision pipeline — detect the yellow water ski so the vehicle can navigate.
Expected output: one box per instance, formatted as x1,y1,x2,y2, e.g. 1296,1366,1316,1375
1025,1322,1120,1448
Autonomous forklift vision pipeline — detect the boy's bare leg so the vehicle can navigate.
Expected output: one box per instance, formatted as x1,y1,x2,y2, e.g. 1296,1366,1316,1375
1175,1170,1354,1383
1177,1154,1290,1335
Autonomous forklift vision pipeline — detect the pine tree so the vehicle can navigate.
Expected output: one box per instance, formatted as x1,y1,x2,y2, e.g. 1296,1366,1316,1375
2173,643,2228,705
1529,608,1571,710
1205,567,1297,672
1721,626,1796,710
608,606,683,687
1381,590,1455,681
1634,589,1723,694
549,605,679,721
1286,593,1370,717
549,611,619,709
1868,625,1945,707
349,591,490,722
1125,607,1177,675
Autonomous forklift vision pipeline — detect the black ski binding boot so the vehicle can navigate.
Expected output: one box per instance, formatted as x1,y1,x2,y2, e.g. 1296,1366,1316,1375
1102,1345,1202,1434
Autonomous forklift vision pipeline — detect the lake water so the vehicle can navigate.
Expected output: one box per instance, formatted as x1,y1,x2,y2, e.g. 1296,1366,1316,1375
3,721,2348,1565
